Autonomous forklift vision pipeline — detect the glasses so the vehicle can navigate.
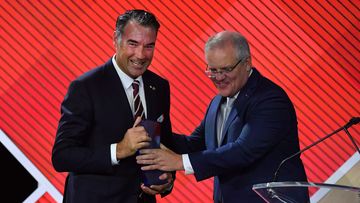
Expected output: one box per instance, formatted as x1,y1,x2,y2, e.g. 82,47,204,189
205,58,244,78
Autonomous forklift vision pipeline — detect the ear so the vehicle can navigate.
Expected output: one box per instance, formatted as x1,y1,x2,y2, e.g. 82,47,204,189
245,57,252,71
112,31,117,48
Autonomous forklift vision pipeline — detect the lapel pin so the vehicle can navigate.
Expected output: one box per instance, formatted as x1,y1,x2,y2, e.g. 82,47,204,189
149,85,156,91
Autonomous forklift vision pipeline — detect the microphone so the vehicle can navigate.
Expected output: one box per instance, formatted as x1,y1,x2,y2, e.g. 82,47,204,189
344,117,360,128
272,117,360,182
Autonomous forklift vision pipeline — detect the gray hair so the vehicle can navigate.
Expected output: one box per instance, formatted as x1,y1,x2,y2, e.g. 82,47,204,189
205,31,250,60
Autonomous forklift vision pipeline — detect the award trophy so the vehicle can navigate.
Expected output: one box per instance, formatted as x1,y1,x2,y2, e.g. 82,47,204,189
139,120,167,186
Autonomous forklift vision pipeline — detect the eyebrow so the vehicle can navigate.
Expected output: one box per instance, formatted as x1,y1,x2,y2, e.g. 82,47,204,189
127,39,138,44
208,65,232,69
127,39,155,47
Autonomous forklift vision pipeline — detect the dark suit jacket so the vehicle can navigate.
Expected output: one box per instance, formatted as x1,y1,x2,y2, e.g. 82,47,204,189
167,68,308,203
52,59,172,203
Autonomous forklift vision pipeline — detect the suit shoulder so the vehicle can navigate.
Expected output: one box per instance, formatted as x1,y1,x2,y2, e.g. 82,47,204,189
261,76,288,96
249,70,291,103
73,60,113,83
144,70,169,85
76,65,105,82
64,60,114,95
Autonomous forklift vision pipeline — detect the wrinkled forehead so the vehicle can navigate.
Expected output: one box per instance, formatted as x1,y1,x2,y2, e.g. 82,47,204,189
122,21,157,43
205,45,237,67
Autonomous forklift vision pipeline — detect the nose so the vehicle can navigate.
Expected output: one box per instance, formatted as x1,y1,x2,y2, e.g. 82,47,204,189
213,72,226,80
134,46,145,59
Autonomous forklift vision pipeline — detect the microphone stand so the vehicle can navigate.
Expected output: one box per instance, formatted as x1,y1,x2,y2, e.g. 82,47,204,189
273,117,360,182
343,127,360,154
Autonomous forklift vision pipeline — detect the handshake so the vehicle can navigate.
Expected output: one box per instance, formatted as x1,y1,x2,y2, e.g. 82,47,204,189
120,117,184,190
135,118,183,174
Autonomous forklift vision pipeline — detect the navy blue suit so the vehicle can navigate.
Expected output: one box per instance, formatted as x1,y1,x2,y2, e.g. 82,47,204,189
166,68,308,202
52,59,172,203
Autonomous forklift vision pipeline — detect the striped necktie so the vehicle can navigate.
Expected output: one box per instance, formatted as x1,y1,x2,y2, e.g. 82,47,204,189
132,80,144,119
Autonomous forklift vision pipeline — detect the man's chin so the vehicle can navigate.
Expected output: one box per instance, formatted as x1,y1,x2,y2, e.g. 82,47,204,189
129,69,146,78
217,90,231,97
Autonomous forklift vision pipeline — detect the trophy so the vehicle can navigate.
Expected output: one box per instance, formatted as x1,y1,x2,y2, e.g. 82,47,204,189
139,120,167,186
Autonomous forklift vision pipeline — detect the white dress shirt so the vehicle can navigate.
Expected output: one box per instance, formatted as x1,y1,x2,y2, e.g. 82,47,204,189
182,69,253,174
182,93,239,174
110,55,147,164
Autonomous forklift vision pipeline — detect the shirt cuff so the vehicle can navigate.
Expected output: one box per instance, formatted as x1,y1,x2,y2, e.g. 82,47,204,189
111,143,120,165
182,154,194,175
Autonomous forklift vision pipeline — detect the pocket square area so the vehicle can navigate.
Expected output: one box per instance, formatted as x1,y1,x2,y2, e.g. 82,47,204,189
156,114,164,123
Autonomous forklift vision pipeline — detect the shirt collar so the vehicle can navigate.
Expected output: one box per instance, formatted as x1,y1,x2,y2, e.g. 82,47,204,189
231,91,240,99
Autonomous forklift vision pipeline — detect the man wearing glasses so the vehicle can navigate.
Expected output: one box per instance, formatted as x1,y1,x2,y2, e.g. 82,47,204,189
137,31,309,202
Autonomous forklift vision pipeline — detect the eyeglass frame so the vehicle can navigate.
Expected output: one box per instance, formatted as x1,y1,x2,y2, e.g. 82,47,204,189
205,57,245,78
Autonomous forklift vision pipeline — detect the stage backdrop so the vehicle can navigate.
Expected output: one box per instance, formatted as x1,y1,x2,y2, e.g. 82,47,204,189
0,1,359,202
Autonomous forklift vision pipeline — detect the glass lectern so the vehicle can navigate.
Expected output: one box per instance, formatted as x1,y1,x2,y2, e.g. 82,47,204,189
253,182,360,203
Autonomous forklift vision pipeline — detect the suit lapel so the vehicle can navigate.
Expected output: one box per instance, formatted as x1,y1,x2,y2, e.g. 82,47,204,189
142,72,157,121
205,95,223,149
219,68,262,145
220,94,247,145
103,59,134,123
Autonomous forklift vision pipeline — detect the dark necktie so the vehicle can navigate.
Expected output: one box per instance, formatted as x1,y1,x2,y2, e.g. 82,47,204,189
132,80,144,119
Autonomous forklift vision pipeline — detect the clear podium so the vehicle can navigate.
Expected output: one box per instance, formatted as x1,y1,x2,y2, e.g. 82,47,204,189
252,182,360,203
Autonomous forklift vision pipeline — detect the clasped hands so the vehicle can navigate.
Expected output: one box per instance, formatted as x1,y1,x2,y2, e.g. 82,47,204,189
136,144,184,172
136,143,184,195
117,117,179,195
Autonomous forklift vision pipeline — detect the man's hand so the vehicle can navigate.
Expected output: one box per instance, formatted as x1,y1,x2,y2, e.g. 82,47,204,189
140,172,174,195
116,117,151,159
136,145,184,171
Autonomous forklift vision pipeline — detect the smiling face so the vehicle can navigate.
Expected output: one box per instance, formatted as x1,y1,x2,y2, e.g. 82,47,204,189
206,43,251,97
114,21,157,78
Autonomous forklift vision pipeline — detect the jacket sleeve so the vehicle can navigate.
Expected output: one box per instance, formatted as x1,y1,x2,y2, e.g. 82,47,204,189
52,80,112,173
189,90,297,181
